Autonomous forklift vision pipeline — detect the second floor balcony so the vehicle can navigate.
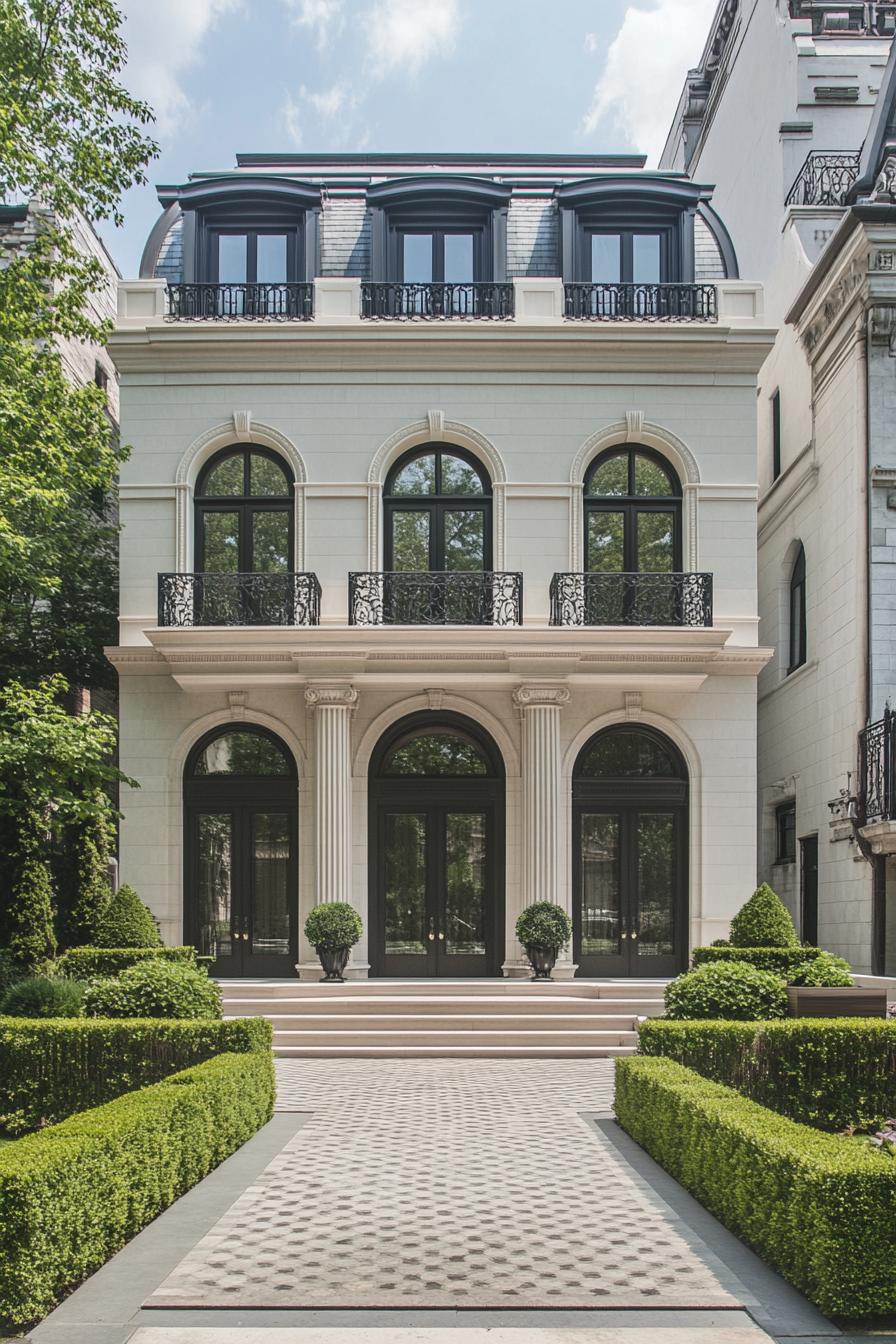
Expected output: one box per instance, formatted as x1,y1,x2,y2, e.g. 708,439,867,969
860,709,896,826
550,572,713,627
158,572,321,627
349,571,523,627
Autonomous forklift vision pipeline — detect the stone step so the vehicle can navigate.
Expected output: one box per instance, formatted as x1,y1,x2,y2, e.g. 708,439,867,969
223,996,663,1019
273,1043,638,1058
218,978,667,1000
272,1027,637,1048
231,1011,639,1031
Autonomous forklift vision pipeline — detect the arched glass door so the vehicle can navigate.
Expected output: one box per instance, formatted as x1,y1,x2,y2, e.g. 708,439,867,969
573,726,688,977
184,726,298,977
370,714,504,977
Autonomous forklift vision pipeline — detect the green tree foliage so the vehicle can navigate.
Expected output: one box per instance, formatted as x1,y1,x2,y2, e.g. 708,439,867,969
3,824,56,972
729,883,799,948
94,883,160,949
56,801,112,947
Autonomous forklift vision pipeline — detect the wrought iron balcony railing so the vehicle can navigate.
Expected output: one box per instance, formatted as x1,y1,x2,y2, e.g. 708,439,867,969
860,708,896,825
349,571,522,626
785,152,860,207
166,283,314,320
564,283,717,322
158,572,321,627
361,282,514,320
549,572,713,628
789,2,896,35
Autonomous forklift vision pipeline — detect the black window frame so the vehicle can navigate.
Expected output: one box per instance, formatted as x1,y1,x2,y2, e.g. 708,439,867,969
775,800,797,864
586,226,674,284
195,445,295,576
208,224,302,285
788,544,807,673
772,389,782,481
397,228,483,283
583,445,683,573
367,177,511,284
384,445,493,573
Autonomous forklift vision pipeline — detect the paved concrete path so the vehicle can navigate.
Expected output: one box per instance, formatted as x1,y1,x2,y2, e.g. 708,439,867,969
146,1059,738,1311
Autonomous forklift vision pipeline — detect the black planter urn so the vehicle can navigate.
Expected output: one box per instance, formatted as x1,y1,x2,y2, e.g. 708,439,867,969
526,943,557,981
317,944,350,983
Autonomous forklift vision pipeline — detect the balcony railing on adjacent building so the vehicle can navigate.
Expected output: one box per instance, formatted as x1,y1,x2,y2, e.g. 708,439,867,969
549,572,714,627
860,708,896,824
785,152,861,207
349,571,523,626
360,282,514,321
166,283,314,321
564,283,718,322
158,572,321,627
789,1,896,35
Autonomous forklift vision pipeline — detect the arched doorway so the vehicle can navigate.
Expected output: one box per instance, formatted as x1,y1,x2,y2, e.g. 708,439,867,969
369,713,505,977
184,725,298,976
573,725,688,977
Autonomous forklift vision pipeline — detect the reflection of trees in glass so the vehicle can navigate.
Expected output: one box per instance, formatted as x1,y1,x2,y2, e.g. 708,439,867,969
578,730,679,779
445,812,485,954
203,453,243,496
194,731,291,776
383,731,488,776
392,512,430,570
581,813,619,954
252,812,289,952
390,455,436,496
637,813,674,956
198,813,232,957
384,813,426,953
444,511,484,571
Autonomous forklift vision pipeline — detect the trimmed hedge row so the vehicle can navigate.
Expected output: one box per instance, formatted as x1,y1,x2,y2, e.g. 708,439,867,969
54,945,198,980
0,1016,272,1135
615,1056,896,1317
0,1049,275,1325
638,1018,896,1131
691,946,822,975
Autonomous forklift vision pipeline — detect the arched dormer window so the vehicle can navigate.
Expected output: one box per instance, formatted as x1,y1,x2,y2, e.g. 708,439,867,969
384,446,491,573
368,176,511,285
788,545,807,674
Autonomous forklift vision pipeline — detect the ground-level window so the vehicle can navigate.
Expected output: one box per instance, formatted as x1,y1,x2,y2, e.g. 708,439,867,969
775,801,796,864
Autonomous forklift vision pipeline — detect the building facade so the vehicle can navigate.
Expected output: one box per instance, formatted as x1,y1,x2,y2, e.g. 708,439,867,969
110,153,771,979
663,0,896,972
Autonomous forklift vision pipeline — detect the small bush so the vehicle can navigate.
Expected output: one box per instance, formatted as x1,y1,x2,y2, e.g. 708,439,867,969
0,977,83,1020
0,1016,271,1135
515,901,573,950
615,1055,896,1317
664,960,788,1021
638,1017,896,1130
94,884,161,948
729,882,798,948
55,945,197,980
82,959,221,1020
0,1049,275,1325
304,901,363,948
692,945,821,977
791,951,853,987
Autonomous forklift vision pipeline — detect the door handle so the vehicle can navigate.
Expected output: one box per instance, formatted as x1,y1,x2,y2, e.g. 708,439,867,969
428,916,436,942
438,930,445,941
630,929,639,941
620,929,629,939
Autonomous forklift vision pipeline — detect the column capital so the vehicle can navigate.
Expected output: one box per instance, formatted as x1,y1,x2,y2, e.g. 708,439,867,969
512,683,570,712
304,683,359,712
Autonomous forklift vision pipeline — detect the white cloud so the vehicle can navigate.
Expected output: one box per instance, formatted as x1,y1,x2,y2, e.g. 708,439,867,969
581,0,717,165
300,80,353,118
121,0,240,137
363,0,459,76
283,0,344,48
584,32,599,53
281,91,304,146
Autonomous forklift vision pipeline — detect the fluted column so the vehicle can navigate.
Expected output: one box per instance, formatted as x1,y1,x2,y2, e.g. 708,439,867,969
305,684,358,906
508,684,573,978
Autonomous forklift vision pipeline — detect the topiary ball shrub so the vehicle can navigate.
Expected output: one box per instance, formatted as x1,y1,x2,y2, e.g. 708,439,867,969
0,976,83,1018
664,961,788,1021
82,959,222,1020
729,883,798,949
515,901,573,950
791,952,853,987
304,901,363,949
94,884,161,949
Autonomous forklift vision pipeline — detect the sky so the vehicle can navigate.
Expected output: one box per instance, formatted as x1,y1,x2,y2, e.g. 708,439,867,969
101,0,719,276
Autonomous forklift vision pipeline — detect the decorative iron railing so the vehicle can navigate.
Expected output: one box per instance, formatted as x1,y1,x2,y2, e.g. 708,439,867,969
549,572,713,628
789,2,896,35
860,708,896,824
349,571,522,626
166,283,314,320
785,152,861,206
360,282,514,320
564,283,717,322
158,572,321,627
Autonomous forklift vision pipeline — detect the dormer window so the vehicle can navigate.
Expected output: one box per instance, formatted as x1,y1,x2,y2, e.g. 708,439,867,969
590,230,664,284
368,176,511,284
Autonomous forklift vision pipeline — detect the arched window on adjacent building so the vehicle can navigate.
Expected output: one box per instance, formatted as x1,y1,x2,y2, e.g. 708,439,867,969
788,544,807,674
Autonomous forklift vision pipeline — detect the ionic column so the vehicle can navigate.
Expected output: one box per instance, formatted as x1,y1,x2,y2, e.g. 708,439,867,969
508,684,573,977
304,683,358,906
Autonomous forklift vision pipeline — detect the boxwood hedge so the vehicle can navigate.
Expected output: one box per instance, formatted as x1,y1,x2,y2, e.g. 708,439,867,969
638,1018,896,1131
0,1016,272,1135
0,1048,275,1325
691,945,822,976
615,1056,896,1317
54,945,198,980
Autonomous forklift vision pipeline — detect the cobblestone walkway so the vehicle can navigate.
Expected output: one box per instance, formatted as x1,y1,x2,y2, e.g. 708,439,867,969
145,1059,738,1311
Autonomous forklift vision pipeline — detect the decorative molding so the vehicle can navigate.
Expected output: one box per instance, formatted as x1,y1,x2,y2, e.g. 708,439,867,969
512,684,571,715
801,255,866,356
304,684,359,711
232,409,252,439
870,303,896,351
871,158,896,204
624,410,645,441
425,687,445,710
427,408,445,440
227,690,248,717
624,691,642,721
119,483,177,500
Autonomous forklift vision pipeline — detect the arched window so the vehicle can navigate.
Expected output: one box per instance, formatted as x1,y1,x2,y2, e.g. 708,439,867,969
584,446,681,574
384,446,491,572
195,446,293,575
788,545,807,673
184,725,297,978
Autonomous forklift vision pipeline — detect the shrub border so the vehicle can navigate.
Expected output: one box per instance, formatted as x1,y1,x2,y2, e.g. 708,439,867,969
54,946,198,980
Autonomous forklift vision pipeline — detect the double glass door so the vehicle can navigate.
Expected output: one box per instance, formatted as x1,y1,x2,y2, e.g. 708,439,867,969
375,804,496,976
187,804,296,976
574,804,685,977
